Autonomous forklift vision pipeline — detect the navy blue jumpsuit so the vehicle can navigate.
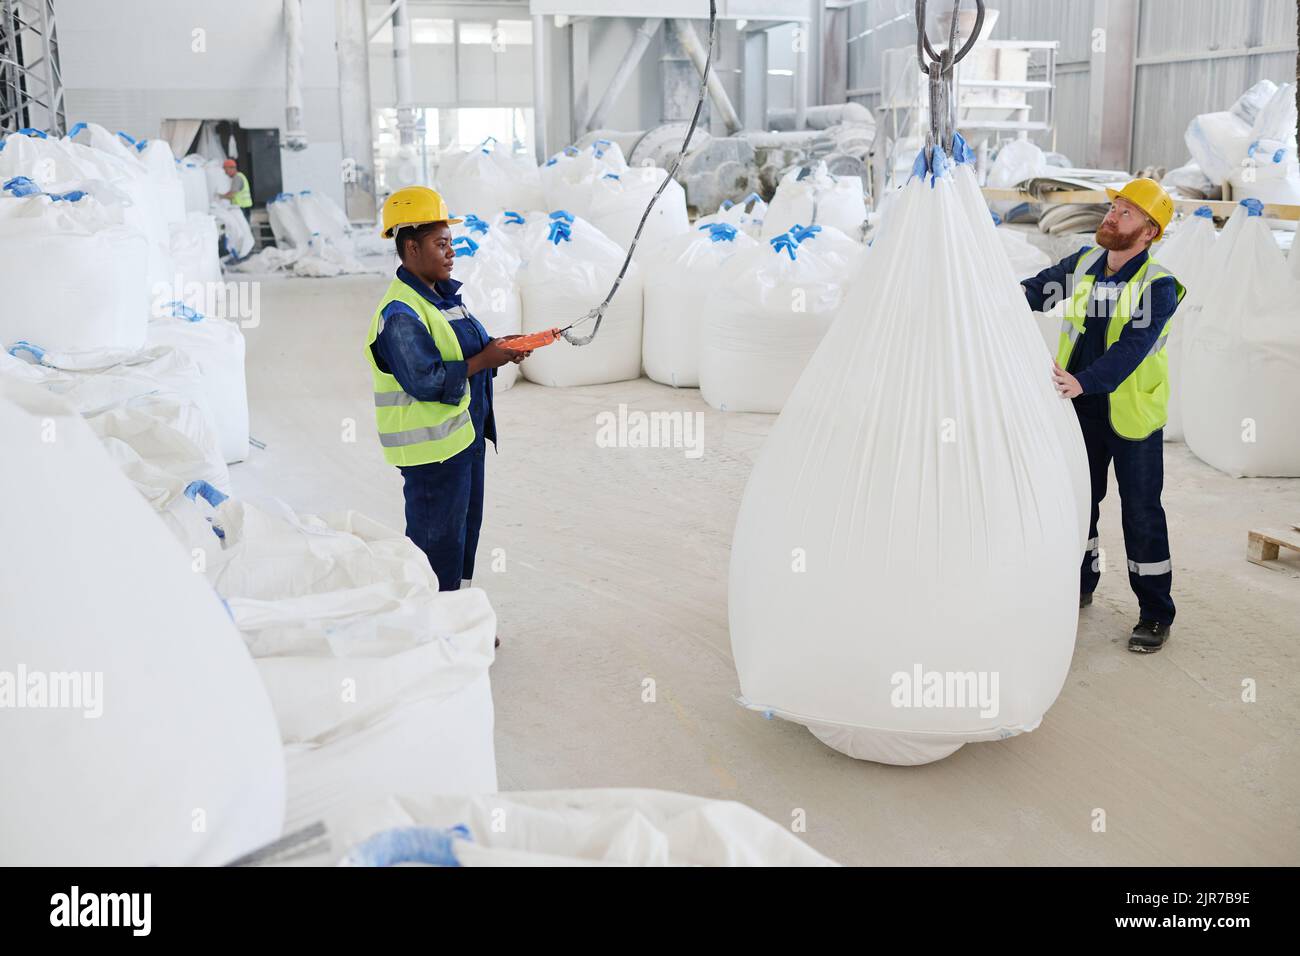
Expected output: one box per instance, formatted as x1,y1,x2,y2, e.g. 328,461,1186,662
370,265,496,591
1022,247,1179,625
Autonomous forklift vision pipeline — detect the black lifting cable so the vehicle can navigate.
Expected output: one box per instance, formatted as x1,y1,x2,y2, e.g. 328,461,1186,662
559,0,718,347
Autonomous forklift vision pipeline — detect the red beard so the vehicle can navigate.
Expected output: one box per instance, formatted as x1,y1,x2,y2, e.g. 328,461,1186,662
1095,221,1143,250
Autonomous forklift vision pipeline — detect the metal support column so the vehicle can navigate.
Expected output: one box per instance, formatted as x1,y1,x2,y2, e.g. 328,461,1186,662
0,0,65,135
334,0,375,220
532,13,548,162
1086,0,1138,171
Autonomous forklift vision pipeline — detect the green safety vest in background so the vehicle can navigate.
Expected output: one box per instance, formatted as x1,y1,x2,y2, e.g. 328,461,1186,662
1055,246,1186,441
365,279,475,466
230,172,252,208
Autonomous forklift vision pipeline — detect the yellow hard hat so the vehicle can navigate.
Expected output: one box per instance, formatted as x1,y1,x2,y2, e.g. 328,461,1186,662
1105,178,1174,240
380,185,462,238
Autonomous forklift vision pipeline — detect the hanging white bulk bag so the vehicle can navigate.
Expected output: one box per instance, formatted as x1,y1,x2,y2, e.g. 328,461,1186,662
997,226,1052,282
1151,207,1218,441
587,164,690,253
303,788,836,866
0,379,285,866
1181,202,1300,477
644,222,757,388
519,215,643,387
699,227,847,413
0,193,149,355
178,155,211,213
452,237,523,391
761,162,867,241
729,145,1089,765
146,302,249,463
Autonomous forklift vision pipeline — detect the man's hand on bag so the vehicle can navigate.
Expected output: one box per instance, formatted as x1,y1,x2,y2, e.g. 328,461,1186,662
1052,361,1083,399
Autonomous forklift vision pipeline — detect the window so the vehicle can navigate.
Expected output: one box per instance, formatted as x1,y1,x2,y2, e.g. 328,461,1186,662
412,18,453,44
459,20,531,51
459,22,494,45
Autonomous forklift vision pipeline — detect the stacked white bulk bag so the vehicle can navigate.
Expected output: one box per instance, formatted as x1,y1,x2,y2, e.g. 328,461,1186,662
146,302,249,463
301,789,836,866
729,144,1089,765
761,162,867,241
694,192,768,239
0,378,285,866
295,189,352,250
440,139,545,217
1181,202,1300,477
178,155,211,213
451,235,524,391
644,222,757,388
699,227,848,413
135,138,187,225
268,191,312,249
1228,83,1300,205
541,139,628,218
518,215,643,387
587,164,690,252
1151,206,1218,441
490,208,549,265
174,496,499,815
212,201,255,258
0,191,150,356
168,211,222,291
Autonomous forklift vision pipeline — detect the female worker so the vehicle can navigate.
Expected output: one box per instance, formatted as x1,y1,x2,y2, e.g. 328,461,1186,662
365,186,529,643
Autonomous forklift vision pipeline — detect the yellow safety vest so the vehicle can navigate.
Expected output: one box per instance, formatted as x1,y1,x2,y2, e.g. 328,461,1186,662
365,278,475,466
1055,246,1186,441
230,172,252,208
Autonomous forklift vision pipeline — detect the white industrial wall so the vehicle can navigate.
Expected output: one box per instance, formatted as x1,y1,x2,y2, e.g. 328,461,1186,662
848,0,1298,172
57,0,346,206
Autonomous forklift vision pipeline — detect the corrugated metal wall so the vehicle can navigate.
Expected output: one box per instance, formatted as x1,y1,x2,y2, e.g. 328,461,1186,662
848,0,1298,171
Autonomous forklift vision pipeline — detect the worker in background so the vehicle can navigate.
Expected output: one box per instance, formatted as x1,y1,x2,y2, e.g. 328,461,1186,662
1021,178,1185,654
221,158,252,220
367,186,530,647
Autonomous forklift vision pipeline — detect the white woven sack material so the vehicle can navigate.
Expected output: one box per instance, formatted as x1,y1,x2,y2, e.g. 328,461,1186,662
1151,213,1218,442
440,147,520,218
146,314,249,463
212,201,255,258
698,233,846,414
490,209,549,266
136,139,187,226
0,195,150,355
695,196,770,239
997,227,1052,282
500,152,547,211
268,193,312,250
204,159,233,203
168,212,222,291
1292,233,1300,280
0,379,285,866
519,218,644,387
728,156,1090,766
296,190,354,254
587,165,690,253
453,251,523,391
1181,209,1300,477
761,163,867,241
300,788,836,867
643,226,758,388
178,156,211,213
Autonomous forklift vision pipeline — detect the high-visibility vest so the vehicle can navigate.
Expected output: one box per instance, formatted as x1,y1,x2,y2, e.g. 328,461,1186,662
229,172,252,208
1055,246,1186,441
365,278,475,466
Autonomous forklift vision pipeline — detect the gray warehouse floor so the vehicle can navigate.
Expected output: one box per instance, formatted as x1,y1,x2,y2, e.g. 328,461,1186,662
232,273,1300,866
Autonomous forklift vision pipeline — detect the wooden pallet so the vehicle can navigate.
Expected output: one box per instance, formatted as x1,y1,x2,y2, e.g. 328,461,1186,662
1247,526,1300,568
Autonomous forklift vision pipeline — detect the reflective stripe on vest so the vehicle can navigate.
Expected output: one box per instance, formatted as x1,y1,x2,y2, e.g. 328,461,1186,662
365,278,475,466
1054,247,1186,441
230,172,252,208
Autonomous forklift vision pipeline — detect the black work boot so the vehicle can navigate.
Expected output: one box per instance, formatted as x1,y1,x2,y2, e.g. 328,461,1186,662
1128,620,1170,653
1079,592,1093,609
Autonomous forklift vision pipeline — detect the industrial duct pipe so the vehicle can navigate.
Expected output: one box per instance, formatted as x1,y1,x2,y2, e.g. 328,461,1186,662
283,0,308,150
672,18,741,134
392,0,416,147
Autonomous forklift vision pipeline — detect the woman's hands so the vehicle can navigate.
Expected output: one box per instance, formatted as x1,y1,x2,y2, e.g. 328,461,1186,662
468,337,532,375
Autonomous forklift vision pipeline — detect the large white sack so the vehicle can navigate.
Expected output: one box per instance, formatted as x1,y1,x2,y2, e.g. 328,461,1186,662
135,138,187,225
997,226,1052,280
699,228,847,413
168,211,222,293
519,215,643,387
295,189,356,255
644,223,758,388
440,141,545,217
490,208,550,265
452,242,523,391
0,379,284,865
761,162,867,241
0,193,150,355
694,192,769,239
986,138,1047,188
541,140,628,218
145,306,250,463
1151,207,1218,442
729,149,1089,765
212,201,255,258
178,155,211,213
587,164,690,253
297,789,835,866
268,191,312,249
1181,204,1300,477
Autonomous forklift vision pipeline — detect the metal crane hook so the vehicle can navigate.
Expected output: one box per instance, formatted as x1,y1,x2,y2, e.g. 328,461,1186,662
915,0,986,156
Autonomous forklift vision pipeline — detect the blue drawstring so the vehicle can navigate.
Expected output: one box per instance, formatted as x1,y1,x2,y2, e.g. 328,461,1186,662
116,131,137,146
463,214,489,234
769,233,798,260
602,172,620,180
49,190,87,203
741,191,762,207
706,222,737,242
163,300,204,322
1194,205,1213,219
1240,197,1264,217
8,341,46,363
3,176,41,197
720,198,735,210
563,145,579,156
548,210,574,223
17,127,47,139
503,210,525,225
789,223,821,244
66,121,86,138
547,219,572,244
183,480,229,508
339,825,472,867
452,235,479,257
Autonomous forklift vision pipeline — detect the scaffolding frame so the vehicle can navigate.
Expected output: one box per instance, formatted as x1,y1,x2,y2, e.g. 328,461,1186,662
0,0,65,135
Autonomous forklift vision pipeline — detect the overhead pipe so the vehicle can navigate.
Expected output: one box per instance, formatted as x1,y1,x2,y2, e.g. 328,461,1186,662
283,0,308,150
532,14,548,163
672,18,741,134
392,0,416,148
584,18,663,133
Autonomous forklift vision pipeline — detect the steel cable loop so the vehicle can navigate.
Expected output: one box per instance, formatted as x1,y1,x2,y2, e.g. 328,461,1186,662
915,0,985,152
562,0,718,346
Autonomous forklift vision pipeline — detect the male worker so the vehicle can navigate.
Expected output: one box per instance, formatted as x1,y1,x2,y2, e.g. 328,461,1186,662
221,158,252,219
1021,178,1185,654
367,186,530,646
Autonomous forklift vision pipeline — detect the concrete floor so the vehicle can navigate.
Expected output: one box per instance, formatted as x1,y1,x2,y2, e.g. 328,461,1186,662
233,272,1299,866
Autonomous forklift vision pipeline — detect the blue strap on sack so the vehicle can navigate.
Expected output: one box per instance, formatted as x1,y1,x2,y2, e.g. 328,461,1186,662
163,300,205,322
503,210,525,225
463,214,489,234
1194,206,1214,219
1240,197,1264,217
3,176,41,197
769,233,798,260
17,127,48,138
706,222,737,242
452,235,479,257
339,825,472,867
7,341,46,362
789,223,821,243
548,209,574,223
183,480,229,508
547,218,572,244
